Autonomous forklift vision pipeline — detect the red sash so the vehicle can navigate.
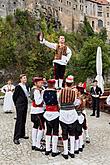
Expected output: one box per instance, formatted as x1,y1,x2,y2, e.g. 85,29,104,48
46,105,59,112
32,101,43,107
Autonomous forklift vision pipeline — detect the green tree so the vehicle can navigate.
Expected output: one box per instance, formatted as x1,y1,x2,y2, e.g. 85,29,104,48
78,37,110,81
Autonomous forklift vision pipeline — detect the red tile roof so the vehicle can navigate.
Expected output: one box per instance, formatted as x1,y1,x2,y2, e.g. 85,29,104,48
89,0,109,5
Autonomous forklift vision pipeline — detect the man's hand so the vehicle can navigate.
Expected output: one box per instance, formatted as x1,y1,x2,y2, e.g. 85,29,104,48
37,32,44,42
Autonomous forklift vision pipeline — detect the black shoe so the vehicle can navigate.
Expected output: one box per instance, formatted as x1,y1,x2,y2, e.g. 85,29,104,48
21,136,29,139
109,122,110,124
82,144,85,148
90,114,95,116
35,147,46,152
74,150,79,154
14,117,17,120
45,150,52,155
13,139,20,145
62,154,68,159
68,152,75,158
96,116,99,118
86,137,90,143
51,151,61,157
32,146,36,150
79,148,83,152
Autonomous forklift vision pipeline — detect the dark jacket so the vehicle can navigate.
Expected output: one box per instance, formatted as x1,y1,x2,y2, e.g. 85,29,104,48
13,85,28,106
90,86,102,97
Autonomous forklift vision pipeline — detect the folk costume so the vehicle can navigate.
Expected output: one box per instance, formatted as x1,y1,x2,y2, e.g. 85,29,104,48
1,84,15,113
90,80,102,117
39,35,72,89
30,77,45,151
74,96,85,154
43,79,60,157
59,75,78,159
13,82,29,143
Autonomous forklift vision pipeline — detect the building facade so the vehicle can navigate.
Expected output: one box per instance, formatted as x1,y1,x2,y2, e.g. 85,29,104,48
0,0,110,38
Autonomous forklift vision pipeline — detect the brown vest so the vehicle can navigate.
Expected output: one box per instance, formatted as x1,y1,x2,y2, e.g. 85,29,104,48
55,44,67,60
60,87,75,104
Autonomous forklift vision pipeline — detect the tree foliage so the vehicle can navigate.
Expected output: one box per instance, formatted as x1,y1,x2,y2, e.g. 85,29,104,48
0,10,110,84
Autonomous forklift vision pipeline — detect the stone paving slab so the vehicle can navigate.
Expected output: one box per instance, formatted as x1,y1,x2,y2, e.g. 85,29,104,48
0,105,110,165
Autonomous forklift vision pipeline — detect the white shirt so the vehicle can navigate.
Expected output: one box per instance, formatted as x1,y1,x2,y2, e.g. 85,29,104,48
19,83,29,98
40,39,72,65
30,89,44,114
1,84,15,93
43,111,59,121
59,109,78,124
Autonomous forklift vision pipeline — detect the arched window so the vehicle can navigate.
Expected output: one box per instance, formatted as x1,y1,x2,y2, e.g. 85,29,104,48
98,19,103,28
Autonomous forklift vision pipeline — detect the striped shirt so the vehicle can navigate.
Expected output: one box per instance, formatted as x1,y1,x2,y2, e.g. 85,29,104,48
60,87,75,110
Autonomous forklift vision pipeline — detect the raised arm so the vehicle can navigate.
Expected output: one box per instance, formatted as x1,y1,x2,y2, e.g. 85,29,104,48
66,47,72,63
40,39,57,50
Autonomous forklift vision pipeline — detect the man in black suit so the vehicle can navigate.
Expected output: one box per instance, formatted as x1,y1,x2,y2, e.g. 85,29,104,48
90,80,102,118
13,74,29,145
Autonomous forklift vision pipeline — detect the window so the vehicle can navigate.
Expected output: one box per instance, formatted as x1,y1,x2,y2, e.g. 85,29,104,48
2,4,5,7
69,2,71,6
98,12,102,17
98,19,103,28
85,6,87,13
107,22,109,25
13,2,16,5
106,6,109,11
59,7,63,12
107,13,109,17
97,5,102,11
92,21,94,28
80,5,81,10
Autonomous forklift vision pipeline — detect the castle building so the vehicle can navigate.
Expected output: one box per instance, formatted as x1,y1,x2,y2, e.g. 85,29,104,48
0,0,110,39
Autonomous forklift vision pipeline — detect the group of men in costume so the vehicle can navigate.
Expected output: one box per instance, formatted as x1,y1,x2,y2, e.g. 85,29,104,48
13,33,91,159
30,75,90,159
31,33,90,159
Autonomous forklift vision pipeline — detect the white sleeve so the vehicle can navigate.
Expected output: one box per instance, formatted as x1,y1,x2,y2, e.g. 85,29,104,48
78,114,84,124
1,85,6,93
40,39,57,50
106,95,110,105
34,90,43,105
66,47,72,63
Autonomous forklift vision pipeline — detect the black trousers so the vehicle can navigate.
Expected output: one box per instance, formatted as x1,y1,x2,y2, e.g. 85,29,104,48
31,113,45,130
46,117,59,136
14,104,28,140
60,120,77,140
92,97,100,117
54,63,65,79
75,122,83,140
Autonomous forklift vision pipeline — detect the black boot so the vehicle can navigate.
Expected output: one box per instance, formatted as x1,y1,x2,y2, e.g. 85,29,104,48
74,150,79,154
51,151,61,157
62,154,68,159
79,148,83,152
45,150,52,155
68,152,75,158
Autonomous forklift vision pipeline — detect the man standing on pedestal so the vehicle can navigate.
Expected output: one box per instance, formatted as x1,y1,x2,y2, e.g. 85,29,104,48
38,33,72,89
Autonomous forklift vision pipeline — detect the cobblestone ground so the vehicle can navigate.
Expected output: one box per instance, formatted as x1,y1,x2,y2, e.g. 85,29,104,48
0,102,110,165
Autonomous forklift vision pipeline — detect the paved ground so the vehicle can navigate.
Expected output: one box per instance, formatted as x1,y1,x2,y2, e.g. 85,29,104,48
0,102,110,165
